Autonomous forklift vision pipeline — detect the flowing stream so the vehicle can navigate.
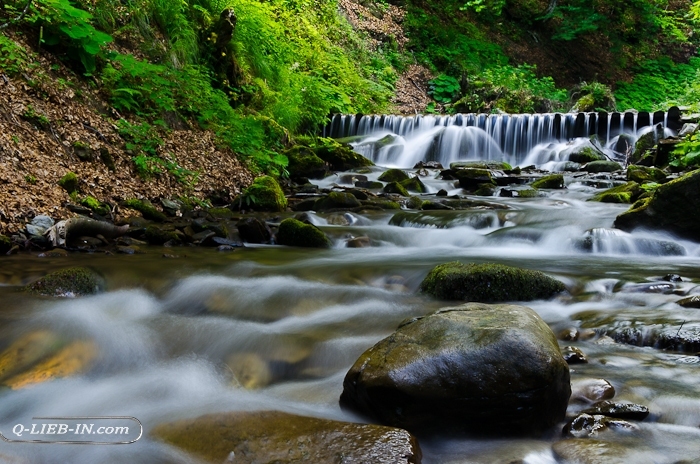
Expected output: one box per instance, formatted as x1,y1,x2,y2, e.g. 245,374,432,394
1,115,700,462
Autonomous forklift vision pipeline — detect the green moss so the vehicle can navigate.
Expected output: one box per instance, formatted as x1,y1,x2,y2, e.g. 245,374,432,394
285,146,327,179
58,172,79,194
568,147,606,164
474,183,497,196
378,169,410,183
276,218,331,248
419,262,566,302
207,207,234,220
584,161,623,173
362,200,401,210
517,188,539,198
627,165,667,184
407,196,425,209
123,198,167,222
80,196,110,216
532,174,564,189
24,267,105,297
243,176,287,212
314,192,361,211
589,182,641,203
383,181,409,196
455,168,495,190
145,225,181,244
400,177,427,193
312,138,373,171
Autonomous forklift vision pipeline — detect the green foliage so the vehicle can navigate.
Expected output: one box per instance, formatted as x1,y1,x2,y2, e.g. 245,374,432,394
21,104,51,129
428,75,461,104
0,34,38,75
461,0,505,17
671,132,700,170
615,58,700,111
24,174,37,184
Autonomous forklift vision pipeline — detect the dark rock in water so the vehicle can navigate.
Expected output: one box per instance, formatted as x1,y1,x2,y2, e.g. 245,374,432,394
242,176,288,212
420,261,565,302
237,217,272,244
116,246,138,254
572,228,684,255
401,176,427,193
568,146,606,164
347,188,369,201
207,207,233,220
339,302,571,436
584,161,623,173
315,191,362,210
581,401,649,420
571,378,615,403
355,180,383,189
211,237,243,247
450,161,511,171
152,410,421,464
614,132,636,156
614,170,700,241
285,145,327,179
346,236,371,248
414,161,444,169
563,414,638,438
627,165,667,184
677,295,700,308
406,196,425,210
192,230,216,244
474,183,497,196
563,346,588,364
455,168,495,190
532,174,565,189
630,124,664,164
589,182,641,204
500,188,539,198
378,168,410,183
276,218,331,248
339,174,368,184
290,197,319,212
145,225,182,245
436,189,448,196
662,274,683,282
384,181,409,196
24,267,104,297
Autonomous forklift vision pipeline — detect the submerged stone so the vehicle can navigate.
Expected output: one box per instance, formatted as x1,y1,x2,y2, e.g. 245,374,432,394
152,411,421,464
420,261,565,302
340,303,571,436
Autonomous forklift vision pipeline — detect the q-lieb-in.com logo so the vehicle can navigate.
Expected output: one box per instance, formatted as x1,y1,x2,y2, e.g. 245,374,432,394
0,417,142,444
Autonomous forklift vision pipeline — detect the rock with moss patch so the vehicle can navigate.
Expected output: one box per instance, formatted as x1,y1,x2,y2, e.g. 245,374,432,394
276,218,331,248
340,302,571,435
400,176,427,193
145,225,181,245
378,168,410,183
584,161,623,173
58,172,79,194
123,199,167,222
450,161,511,171
532,174,565,189
243,176,287,212
207,207,234,220
475,183,497,196
614,170,700,240
355,180,383,189
384,181,409,196
589,182,641,204
627,165,666,184
361,200,401,210
420,261,565,302
568,146,606,164
312,137,373,171
406,196,425,210
455,168,495,190
152,410,421,464
80,196,110,216
314,192,362,211
25,267,105,297
285,145,328,179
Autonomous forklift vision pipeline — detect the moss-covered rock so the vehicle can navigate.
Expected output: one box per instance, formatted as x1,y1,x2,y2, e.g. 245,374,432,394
25,267,105,297
152,411,421,464
361,200,401,210
400,176,427,193
614,170,700,240
285,145,327,179
532,174,564,189
406,196,425,209
384,181,409,196
474,183,497,196
584,160,623,173
58,172,79,194
340,302,571,435
80,196,110,216
589,181,641,203
276,218,331,248
355,180,384,189
314,191,362,211
420,261,565,302
627,165,667,184
450,161,511,171
0,235,12,254
568,147,606,164
122,198,167,222
207,207,234,220
145,225,181,244
378,168,410,183
455,168,495,190
312,137,373,171
243,176,287,212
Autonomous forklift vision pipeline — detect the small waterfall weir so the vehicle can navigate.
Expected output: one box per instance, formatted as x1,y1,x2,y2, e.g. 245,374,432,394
324,110,681,169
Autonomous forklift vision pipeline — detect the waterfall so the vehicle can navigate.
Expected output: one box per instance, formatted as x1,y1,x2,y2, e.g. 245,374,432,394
324,111,680,168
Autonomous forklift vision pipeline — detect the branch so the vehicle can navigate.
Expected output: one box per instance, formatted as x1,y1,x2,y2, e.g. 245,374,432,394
0,0,34,30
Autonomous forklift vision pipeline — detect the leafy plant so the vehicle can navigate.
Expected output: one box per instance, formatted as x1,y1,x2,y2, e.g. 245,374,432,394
428,75,460,104
670,132,700,170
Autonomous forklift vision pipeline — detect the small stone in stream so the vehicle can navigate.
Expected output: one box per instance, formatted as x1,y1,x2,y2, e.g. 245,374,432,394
217,245,235,252
620,282,675,294
162,254,180,259
436,189,448,196
355,181,383,189
677,295,700,308
192,230,216,243
38,249,69,258
581,401,650,420
24,267,105,297
117,246,137,254
116,236,147,246
211,237,243,247
663,274,683,282
346,236,371,248
571,378,615,403
563,346,588,364
339,174,368,184
236,217,272,244
563,414,639,438
559,327,580,341
414,161,443,169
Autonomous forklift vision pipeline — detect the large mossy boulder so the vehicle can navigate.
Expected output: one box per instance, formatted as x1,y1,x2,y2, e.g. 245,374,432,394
420,262,565,302
24,267,105,297
285,145,327,179
340,302,571,435
384,181,409,196
153,411,421,464
123,198,167,222
627,165,667,184
243,176,287,212
276,218,331,248
531,174,565,189
378,168,410,183
589,181,642,204
614,170,700,240
313,137,373,171
314,191,362,211
455,168,495,190
568,146,606,164
583,161,622,173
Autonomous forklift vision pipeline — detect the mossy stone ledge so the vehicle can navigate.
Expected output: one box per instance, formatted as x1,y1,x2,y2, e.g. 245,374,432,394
420,261,565,302
24,267,105,297
242,175,287,212
276,218,332,248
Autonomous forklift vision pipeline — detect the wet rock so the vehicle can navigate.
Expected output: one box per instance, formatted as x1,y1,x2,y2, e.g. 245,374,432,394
58,171,79,193
285,145,327,179
401,176,427,193
500,188,540,198
419,261,565,302
24,267,105,297
0,235,13,254
627,165,667,184
662,273,683,282
559,327,596,341
207,207,233,220
379,168,410,183
532,174,565,189
236,217,272,244
563,346,588,364
152,410,421,464
360,199,401,210
346,236,371,248
421,201,452,210
340,302,571,435
614,170,700,241
26,215,55,237
355,180,383,189
450,161,511,171
122,198,167,222
242,176,287,212
384,181,409,196
436,188,448,196
455,168,495,190
276,218,332,248
589,181,641,203
312,137,374,171
145,225,182,245
581,401,649,420
339,174,368,184
677,295,700,308
211,237,242,247
38,249,69,258
584,161,623,173
192,230,216,244
631,125,662,164
315,191,362,210
563,414,639,438
116,236,147,246
414,161,444,169
571,378,615,403
116,245,138,254
406,196,425,210
161,198,182,216
347,188,369,201
568,146,606,164
474,183,497,196
552,438,645,464
217,245,234,252
227,353,272,389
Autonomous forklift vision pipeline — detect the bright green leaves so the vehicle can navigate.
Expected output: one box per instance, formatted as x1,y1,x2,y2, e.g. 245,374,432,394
429,75,461,104
671,132,700,170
